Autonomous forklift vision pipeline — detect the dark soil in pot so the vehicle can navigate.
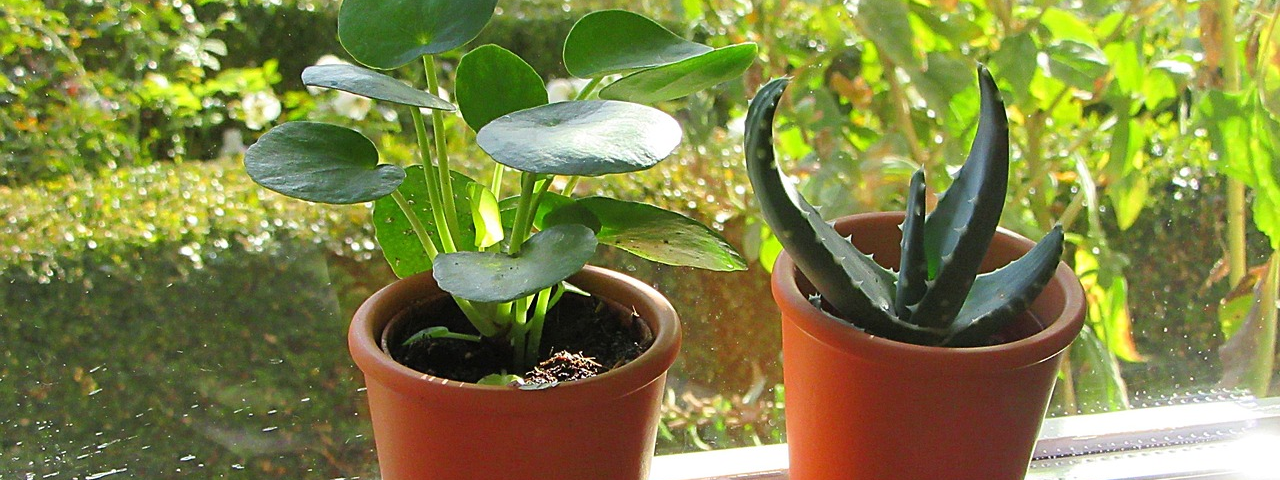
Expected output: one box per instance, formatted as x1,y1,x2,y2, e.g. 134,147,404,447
383,292,651,383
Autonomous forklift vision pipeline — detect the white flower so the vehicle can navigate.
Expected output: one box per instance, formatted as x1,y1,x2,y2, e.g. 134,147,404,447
241,91,282,130
546,78,592,103
334,91,372,120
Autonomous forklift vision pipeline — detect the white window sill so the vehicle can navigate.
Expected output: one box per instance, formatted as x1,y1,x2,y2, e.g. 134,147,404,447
650,396,1280,480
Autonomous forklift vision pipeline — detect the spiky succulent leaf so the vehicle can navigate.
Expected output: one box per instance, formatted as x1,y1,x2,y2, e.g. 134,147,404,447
941,226,1065,347
895,168,929,320
910,66,1011,330
745,78,943,343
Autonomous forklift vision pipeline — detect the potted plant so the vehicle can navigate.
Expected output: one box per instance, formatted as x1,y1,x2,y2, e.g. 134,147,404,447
743,67,1087,479
242,2,756,479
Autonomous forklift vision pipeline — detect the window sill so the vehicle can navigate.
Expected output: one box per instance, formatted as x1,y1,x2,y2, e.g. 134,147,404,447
650,396,1280,480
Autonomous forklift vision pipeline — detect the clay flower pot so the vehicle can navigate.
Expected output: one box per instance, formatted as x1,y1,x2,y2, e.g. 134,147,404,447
349,265,681,480
774,212,1086,480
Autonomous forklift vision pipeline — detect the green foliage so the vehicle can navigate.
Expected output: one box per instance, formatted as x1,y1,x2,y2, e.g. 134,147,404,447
476,101,683,175
244,122,407,204
337,0,499,69
0,0,324,184
0,159,371,282
745,69,1064,347
243,3,753,372
455,45,548,131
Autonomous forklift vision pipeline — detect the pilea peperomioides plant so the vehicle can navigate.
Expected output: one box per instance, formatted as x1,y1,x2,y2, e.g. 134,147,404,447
744,66,1064,347
244,2,755,377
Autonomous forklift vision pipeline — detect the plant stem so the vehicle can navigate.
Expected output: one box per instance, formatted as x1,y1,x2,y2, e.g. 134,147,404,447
1218,0,1248,286
411,108,456,253
561,176,581,196
425,55,464,251
525,285,557,365
576,77,604,101
390,190,439,261
509,172,539,255
1228,181,1248,285
489,163,505,197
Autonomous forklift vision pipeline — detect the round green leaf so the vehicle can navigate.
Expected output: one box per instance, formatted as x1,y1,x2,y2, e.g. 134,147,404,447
244,122,404,204
337,0,497,69
547,197,746,271
302,64,454,110
563,10,712,78
433,224,598,303
373,165,478,278
476,101,681,176
456,45,547,132
600,43,757,103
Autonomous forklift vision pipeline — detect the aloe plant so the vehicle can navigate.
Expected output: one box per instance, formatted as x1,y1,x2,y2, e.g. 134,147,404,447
744,66,1064,347
243,3,755,376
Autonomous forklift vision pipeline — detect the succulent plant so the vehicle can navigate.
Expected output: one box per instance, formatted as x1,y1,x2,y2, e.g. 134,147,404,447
744,66,1064,347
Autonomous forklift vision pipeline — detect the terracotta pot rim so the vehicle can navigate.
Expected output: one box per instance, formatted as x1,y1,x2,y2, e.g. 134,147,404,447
773,211,1086,371
348,265,681,411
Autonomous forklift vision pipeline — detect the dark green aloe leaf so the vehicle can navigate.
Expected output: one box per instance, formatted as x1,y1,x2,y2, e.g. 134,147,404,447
372,165,478,278
895,168,929,320
744,78,940,343
476,100,681,176
433,224,598,303
912,65,1010,330
545,197,746,271
943,226,1064,347
244,122,404,204
600,43,758,103
563,10,712,78
337,0,497,69
301,64,454,110
456,45,548,132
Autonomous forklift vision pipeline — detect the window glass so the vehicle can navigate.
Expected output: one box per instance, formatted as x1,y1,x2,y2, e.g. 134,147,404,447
3,0,1275,477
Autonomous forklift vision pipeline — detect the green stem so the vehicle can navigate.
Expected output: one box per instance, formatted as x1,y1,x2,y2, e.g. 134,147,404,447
1219,0,1248,286
562,176,581,196
510,296,531,369
425,56,464,251
390,190,439,261
525,285,557,364
509,173,539,255
575,77,604,101
411,108,457,253
489,163,505,197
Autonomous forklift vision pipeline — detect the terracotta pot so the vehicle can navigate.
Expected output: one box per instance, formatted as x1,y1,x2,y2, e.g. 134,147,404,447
774,212,1086,480
349,265,681,480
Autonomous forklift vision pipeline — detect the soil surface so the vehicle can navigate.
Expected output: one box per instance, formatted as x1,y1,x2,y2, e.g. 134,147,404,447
386,292,650,384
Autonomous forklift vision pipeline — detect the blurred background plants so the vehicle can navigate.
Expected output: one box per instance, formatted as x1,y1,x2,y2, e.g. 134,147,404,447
2,0,1278,476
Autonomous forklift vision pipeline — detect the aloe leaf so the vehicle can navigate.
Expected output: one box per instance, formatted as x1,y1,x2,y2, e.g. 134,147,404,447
372,165,478,278
745,78,940,343
301,64,454,110
456,45,548,132
563,10,712,78
337,0,497,69
476,100,681,176
942,226,1064,347
600,43,758,103
895,168,929,320
433,224,597,303
912,66,1010,329
244,122,405,204
545,197,747,271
